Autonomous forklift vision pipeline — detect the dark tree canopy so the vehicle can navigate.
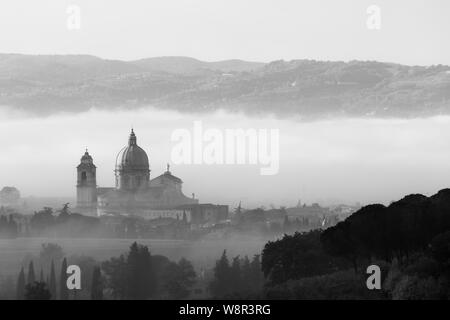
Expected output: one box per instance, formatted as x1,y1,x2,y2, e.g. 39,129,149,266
91,266,103,300
25,282,51,300
321,189,450,266
262,230,349,285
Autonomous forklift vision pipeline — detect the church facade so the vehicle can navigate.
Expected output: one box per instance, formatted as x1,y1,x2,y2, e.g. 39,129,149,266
76,129,199,219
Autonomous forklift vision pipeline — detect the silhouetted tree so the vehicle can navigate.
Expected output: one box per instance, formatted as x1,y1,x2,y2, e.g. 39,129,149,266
126,242,155,299
262,230,349,285
249,255,264,293
57,203,70,223
59,258,68,300
163,258,196,299
25,282,51,300
321,190,450,269
102,242,156,299
49,260,57,299
40,243,64,266
16,267,25,300
209,250,231,297
91,266,103,300
0,214,19,238
27,261,35,285
430,230,450,269
30,207,54,235
230,256,242,293
101,255,127,299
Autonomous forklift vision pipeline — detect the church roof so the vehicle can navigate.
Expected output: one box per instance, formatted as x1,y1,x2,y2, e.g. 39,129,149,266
116,129,149,171
150,164,183,184
161,170,182,183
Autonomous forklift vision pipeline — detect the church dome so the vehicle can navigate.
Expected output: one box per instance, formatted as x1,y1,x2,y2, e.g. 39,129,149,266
116,129,149,171
80,150,93,163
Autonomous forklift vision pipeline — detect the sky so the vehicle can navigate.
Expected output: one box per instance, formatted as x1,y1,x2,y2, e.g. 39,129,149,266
0,0,449,65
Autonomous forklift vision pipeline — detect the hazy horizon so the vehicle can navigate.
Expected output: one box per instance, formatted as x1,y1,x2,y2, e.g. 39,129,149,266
1,52,448,68
0,0,449,66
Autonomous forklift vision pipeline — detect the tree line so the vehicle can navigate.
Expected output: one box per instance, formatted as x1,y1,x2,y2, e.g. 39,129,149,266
259,189,450,299
13,242,198,300
321,190,450,268
209,250,264,298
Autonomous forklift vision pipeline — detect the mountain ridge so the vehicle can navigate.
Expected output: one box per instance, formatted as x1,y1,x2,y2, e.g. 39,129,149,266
0,54,449,119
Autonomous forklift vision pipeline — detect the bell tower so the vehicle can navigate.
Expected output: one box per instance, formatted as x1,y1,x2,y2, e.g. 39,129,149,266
76,149,97,216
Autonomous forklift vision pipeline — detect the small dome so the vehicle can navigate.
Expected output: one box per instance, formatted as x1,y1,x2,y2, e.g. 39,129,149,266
116,129,149,170
81,149,93,162
79,149,95,167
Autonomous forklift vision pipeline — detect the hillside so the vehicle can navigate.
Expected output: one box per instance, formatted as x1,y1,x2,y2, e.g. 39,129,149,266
0,54,449,118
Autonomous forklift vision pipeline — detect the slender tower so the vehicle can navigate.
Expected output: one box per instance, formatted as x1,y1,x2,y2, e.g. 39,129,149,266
76,149,97,216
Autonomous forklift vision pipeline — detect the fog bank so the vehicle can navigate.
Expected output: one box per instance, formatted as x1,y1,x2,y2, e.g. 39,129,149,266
1,106,450,208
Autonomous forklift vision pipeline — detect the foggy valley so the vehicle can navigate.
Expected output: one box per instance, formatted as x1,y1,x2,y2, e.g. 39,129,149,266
1,0,450,305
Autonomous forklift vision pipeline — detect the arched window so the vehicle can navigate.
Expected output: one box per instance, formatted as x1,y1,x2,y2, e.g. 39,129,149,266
81,171,87,181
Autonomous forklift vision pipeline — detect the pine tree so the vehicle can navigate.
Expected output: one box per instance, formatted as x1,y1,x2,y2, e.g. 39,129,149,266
126,242,155,299
49,260,57,299
59,258,69,300
16,267,26,300
91,266,103,300
241,256,253,292
210,250,231,297
8,214,18,238
250,255,263,292
27,261,35,285
230,256,242,293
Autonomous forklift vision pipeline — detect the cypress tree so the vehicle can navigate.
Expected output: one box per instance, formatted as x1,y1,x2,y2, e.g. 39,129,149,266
59,258,68,300
210,250,231,297
91,266,103,300
250,255,263,292
16,267,26,300
39,268,44,282
230,256,242,293
27,261,35,285
49,260,57,299
126,242,154,299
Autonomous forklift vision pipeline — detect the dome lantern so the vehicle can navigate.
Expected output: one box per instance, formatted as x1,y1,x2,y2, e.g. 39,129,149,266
129,129,137,146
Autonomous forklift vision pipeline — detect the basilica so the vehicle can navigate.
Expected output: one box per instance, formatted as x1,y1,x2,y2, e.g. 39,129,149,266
76,129,200,220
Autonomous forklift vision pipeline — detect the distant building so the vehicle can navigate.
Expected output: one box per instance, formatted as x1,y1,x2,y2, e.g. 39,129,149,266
76,130,227,224
286,203,329,217
177,203,229,227
0,186,21,207
285,203,330,227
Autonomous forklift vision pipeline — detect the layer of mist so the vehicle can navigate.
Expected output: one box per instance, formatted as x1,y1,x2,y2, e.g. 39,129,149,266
1,106,450,207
